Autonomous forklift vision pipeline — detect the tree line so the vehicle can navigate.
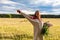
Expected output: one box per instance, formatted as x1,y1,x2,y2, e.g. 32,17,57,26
0,14,60,18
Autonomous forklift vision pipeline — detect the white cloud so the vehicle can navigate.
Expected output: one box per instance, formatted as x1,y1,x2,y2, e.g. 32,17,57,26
0,5,16,13
0,0,19,6
52,8,60,12
0,0,60,14
0,0,23,14
0,11,14,14
0,0,18,4
52,0,60,6
18,10,34,14
29,0,60,15
21,10,60,15
30,0,52,5
30,0,60,6
2,6,16,9
41,11,60,15
0,5,34,14
51,8,60,15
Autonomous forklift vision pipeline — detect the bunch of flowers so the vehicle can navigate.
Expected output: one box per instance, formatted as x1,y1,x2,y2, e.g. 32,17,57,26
41,21,52,35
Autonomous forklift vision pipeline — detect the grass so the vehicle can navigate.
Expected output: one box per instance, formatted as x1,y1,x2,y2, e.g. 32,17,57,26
0,18,60,40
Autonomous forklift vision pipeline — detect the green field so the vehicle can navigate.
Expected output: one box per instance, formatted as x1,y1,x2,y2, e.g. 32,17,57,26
0,18,60,40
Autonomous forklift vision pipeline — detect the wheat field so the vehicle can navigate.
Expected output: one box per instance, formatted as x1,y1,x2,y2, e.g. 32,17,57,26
0,18,60,40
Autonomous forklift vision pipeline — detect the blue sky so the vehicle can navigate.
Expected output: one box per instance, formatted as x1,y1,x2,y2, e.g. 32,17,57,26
0,0,60,15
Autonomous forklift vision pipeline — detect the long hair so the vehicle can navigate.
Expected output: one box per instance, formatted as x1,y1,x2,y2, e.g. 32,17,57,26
33,10,40,19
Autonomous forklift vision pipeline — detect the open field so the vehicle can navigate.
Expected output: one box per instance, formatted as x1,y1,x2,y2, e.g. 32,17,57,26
0,18,60,40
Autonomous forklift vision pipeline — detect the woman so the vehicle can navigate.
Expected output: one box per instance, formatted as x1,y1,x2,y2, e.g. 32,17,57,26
17,10,52,40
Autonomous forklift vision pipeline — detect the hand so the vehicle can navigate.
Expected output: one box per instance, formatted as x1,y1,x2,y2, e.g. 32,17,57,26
44,21,53,27
17,10,21,13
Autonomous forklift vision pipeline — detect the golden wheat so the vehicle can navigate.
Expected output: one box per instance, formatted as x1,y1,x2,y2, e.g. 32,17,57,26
0,18,60,40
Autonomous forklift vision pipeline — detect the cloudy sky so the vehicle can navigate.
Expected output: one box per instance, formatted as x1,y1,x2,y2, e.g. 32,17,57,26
0,0,60,15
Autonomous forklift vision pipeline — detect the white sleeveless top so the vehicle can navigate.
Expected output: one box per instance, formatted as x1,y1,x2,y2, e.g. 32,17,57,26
34,19,43,30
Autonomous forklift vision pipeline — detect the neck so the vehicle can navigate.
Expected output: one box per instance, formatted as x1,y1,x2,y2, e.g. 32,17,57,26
37,16,42,22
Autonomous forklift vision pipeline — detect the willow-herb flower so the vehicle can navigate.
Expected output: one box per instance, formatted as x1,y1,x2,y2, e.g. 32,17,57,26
41,21,52,35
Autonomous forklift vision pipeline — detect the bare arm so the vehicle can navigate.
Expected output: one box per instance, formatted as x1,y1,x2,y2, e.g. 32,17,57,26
17,10,36,22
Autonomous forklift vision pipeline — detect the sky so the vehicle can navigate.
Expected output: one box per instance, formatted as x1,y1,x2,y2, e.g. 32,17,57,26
0,0,60,15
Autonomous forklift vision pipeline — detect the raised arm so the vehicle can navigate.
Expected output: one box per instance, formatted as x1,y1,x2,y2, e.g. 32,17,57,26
17,10,36,22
